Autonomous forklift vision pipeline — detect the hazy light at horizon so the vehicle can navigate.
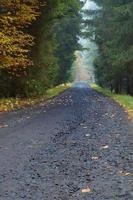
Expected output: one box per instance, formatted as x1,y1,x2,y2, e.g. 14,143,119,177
83,0,98,10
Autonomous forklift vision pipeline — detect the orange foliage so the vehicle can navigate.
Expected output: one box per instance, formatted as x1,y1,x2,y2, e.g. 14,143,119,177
0,0,43,69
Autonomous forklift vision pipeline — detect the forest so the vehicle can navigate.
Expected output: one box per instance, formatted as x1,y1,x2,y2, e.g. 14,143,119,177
0,0,82,97
0,0,133,98
85,0,133,95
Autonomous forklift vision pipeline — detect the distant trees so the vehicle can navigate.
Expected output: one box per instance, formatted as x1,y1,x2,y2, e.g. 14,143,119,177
0,0,81,97
27,0,82,96
54,0,82,83
84,0,133,95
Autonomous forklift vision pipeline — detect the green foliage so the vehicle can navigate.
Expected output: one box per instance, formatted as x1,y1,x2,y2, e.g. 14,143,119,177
85,0,133,95
29,0,82,92
55,12,81,82
0,0,81,98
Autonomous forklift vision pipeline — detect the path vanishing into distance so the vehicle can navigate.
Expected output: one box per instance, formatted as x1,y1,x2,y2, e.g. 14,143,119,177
0,82,133,200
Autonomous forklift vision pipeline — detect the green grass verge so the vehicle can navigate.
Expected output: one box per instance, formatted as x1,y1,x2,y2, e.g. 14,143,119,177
0,83,71,112
91,83,133,119
46,83,71,98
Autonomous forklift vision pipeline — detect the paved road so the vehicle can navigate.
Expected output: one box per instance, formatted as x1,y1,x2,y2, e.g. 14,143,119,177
0,85,133,199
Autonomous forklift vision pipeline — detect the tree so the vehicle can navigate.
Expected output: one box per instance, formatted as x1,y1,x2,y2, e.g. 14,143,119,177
55,0,82,82
28,0,81,92
0,0,42,68
84,0,133,94
0,0,82,97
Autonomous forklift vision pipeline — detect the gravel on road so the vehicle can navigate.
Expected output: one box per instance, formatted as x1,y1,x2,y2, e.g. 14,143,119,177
0,86,133,200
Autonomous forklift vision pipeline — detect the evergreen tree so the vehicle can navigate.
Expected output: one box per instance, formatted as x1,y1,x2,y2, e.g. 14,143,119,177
84,0,133,94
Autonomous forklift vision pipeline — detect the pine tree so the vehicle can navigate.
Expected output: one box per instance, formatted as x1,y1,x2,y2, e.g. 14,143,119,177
84,0,133,94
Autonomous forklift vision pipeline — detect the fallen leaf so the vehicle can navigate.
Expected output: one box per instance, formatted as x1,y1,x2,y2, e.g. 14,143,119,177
125,172,132,176
80,123,84,126
101,145,109,149
119,171,132,176
26,116,30,119
83,126,87,129
91,156,99,160
0,124,8,128
81,187,91,193
85,134,90,137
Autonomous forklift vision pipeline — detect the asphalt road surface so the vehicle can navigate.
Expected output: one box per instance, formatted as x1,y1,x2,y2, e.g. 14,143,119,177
0,84,133,200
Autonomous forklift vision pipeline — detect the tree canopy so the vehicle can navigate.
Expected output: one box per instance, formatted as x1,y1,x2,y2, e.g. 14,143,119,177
84,0,133,95
0,0,42,68
0,0,81,97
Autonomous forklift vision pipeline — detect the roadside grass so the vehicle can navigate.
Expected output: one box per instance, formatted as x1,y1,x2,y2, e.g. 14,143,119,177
91,83,133,120
0,83,71,113
46,83,70,98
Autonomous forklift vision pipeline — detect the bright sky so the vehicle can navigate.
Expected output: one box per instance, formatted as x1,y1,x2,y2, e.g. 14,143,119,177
83,0,98,10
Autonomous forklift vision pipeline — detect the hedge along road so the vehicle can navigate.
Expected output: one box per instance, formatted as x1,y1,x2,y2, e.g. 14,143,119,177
0,83,133,200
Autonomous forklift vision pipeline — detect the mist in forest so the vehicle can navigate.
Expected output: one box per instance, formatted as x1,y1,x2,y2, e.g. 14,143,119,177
73,0,98,84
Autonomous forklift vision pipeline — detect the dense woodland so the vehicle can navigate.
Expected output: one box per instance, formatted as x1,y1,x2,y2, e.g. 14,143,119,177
85,0,133,95
0,0,82,97
0,0,133,98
